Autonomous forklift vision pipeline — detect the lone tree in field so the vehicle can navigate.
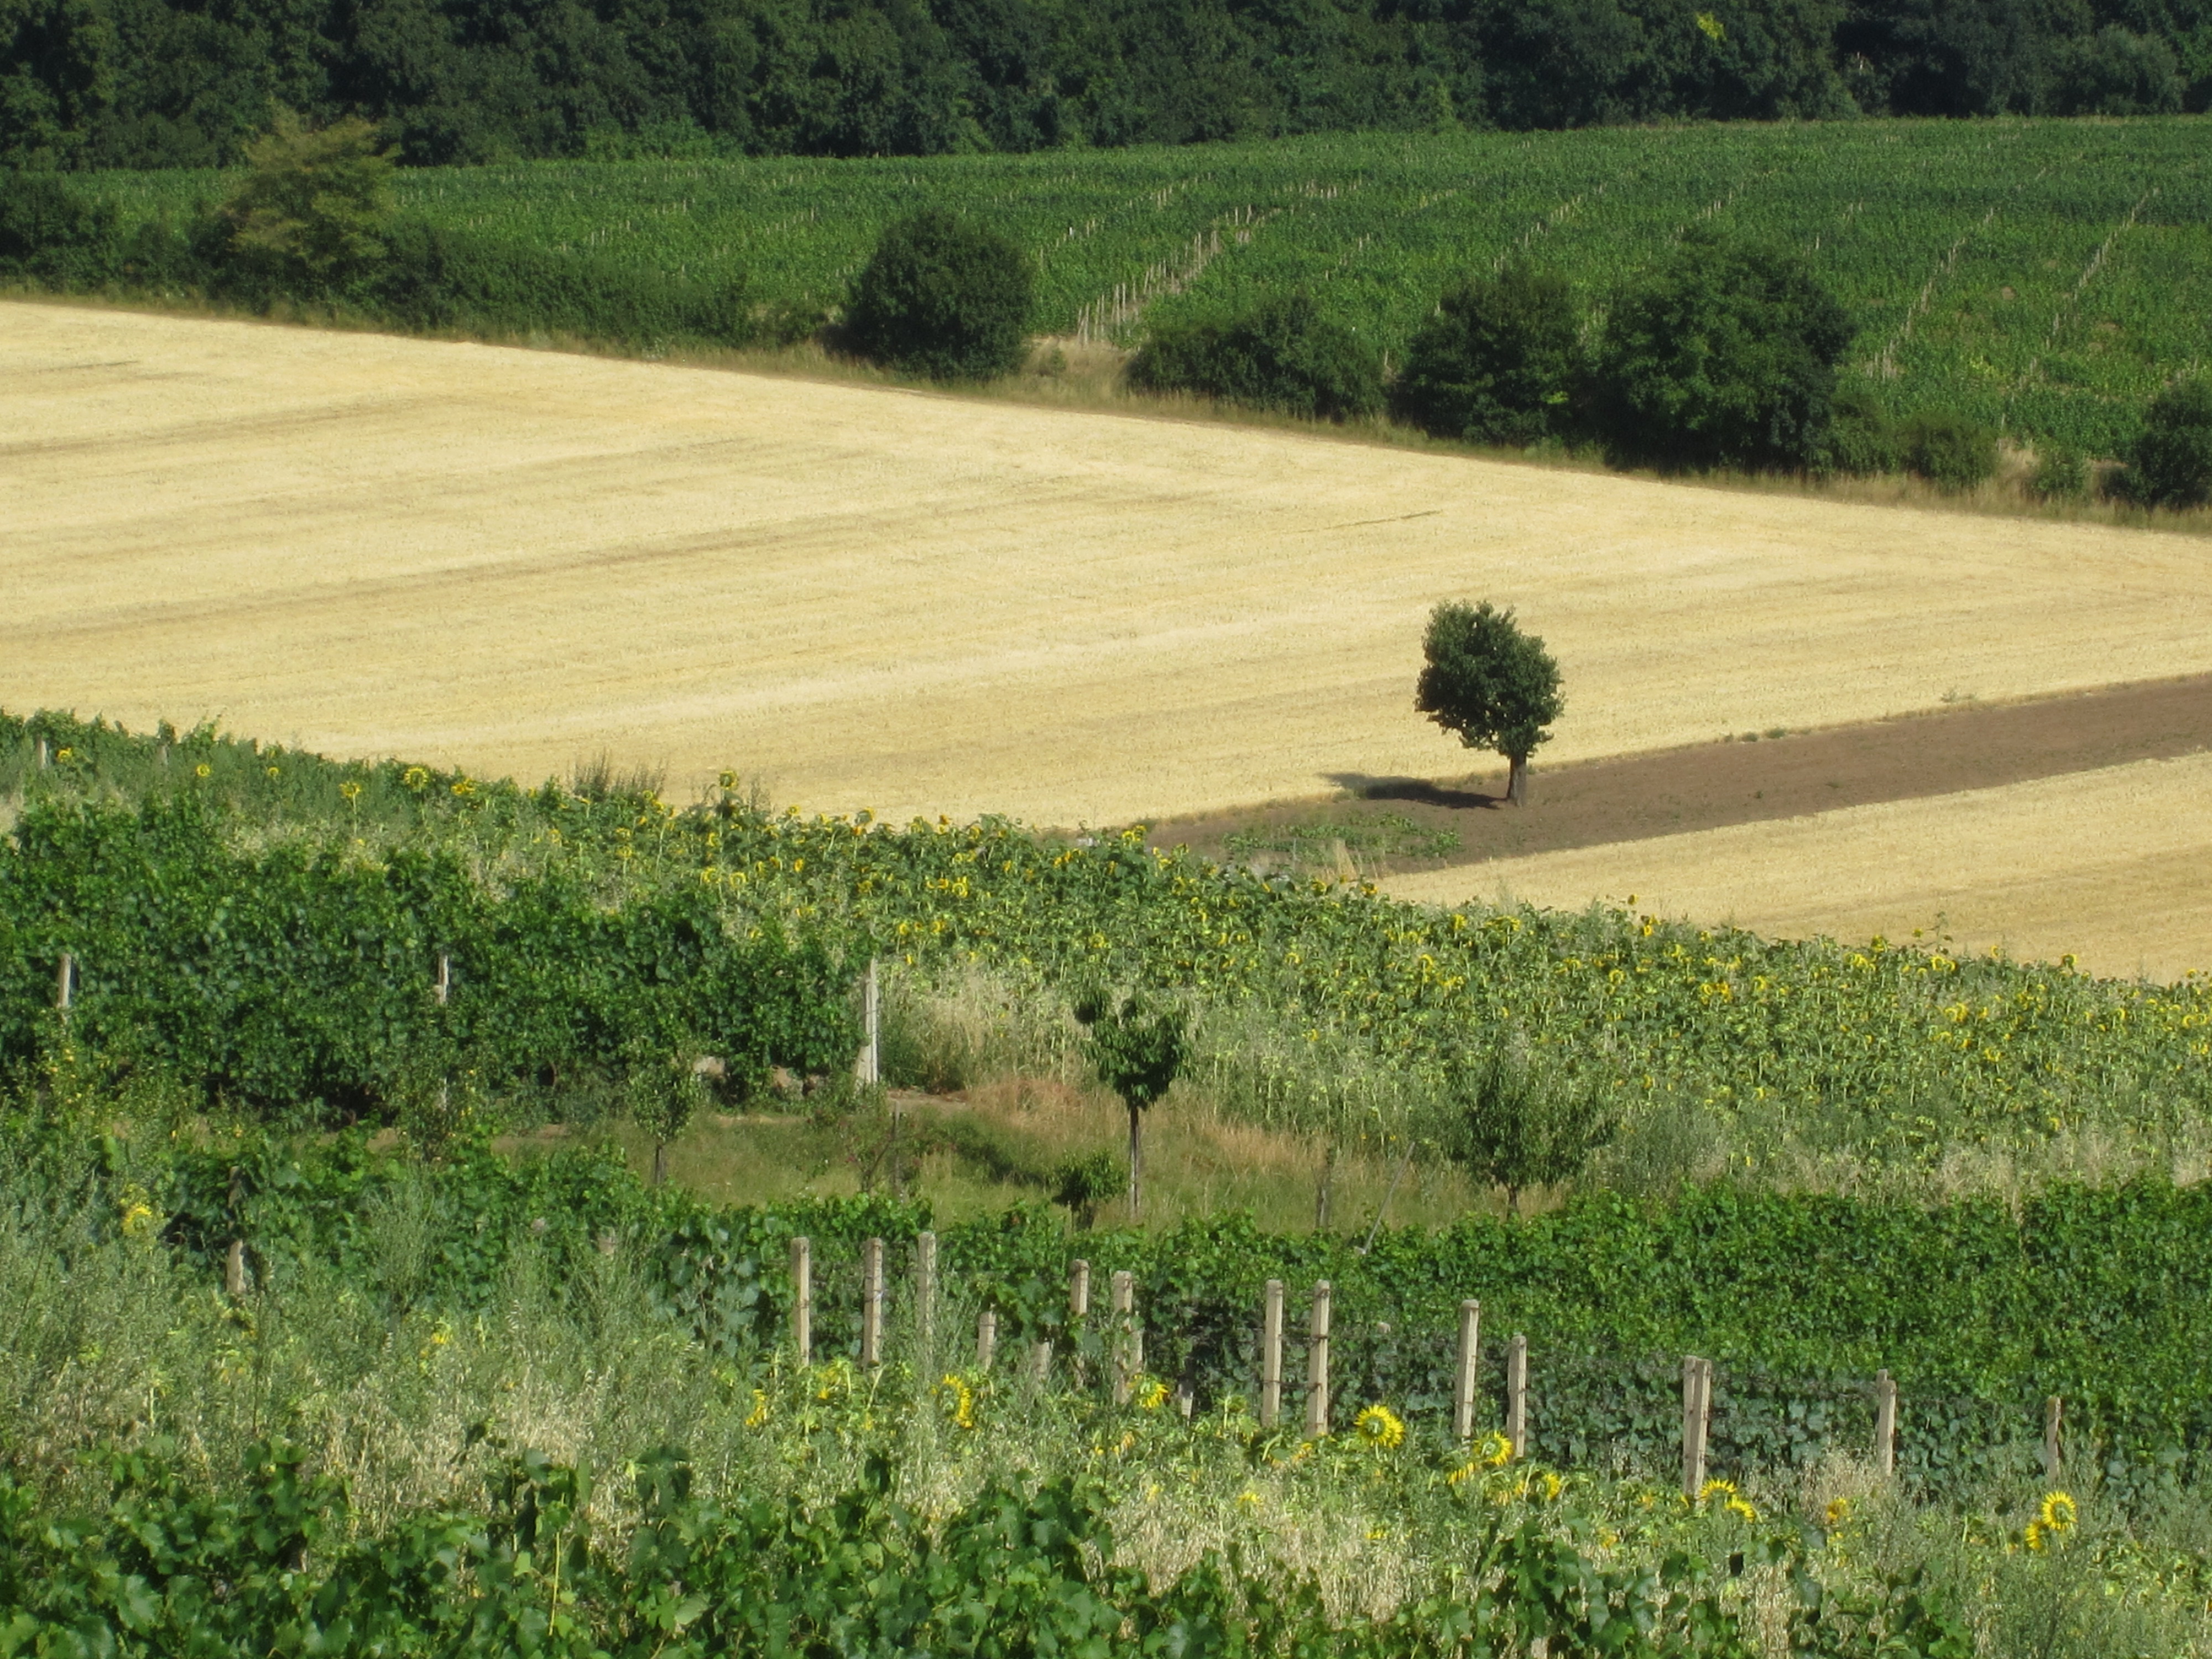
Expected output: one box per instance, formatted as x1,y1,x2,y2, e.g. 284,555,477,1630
1074,990,1187,1220
1415,601,1564,805
845,208,1034,382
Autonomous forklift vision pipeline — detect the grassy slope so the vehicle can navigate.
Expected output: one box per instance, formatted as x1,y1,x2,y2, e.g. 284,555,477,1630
85,118,2212,454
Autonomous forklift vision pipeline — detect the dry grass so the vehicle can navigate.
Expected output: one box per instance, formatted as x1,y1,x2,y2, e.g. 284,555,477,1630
1383,751,2212,983
599,1077,1486,1233
8,301,2212,830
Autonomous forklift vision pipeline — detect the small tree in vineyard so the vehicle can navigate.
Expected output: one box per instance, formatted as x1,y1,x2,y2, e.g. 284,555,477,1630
1074,990,1187,1220
1415,601,1564,805
1443,1045,1617,1217
624,1038,708,1187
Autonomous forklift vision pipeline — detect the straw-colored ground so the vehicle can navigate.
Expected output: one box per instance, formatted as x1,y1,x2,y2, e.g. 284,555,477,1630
1383,752,2212,983
7,301,2212,830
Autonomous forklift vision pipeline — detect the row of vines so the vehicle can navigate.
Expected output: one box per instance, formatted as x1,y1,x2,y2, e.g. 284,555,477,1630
86,118,2212,453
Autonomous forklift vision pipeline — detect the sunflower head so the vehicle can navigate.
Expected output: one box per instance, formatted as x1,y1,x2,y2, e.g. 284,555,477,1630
2039,1491,2077,1533
1355,1405,1406,1450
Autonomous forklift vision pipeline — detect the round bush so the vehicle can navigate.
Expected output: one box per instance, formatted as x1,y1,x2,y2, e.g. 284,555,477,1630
844,210,1034,382
1825,387,1900,476
1592,230,1854,473
1392,263,1580,447
2124,378,2212,509
1900,410,1998,492
1127,290,1381,421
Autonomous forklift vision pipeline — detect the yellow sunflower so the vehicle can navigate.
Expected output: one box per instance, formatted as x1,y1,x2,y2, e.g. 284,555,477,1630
1354,1405,1406,1450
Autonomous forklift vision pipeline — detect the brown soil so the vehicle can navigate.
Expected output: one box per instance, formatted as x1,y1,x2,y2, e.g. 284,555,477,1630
1149,672,2212,873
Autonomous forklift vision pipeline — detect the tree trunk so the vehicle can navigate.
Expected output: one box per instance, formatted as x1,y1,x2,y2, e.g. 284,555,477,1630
652,1140,668,1188
1506,753,1529,806
1128,1103,1144,1220
1316,1141,1338,1229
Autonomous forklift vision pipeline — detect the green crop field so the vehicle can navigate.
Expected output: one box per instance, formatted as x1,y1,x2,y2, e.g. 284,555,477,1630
91,117,2212,456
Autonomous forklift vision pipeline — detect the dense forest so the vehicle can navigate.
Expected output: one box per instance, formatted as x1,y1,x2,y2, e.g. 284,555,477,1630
2,0,2205,170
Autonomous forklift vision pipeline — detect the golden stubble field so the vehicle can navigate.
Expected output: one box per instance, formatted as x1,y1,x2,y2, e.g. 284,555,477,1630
8,301,2212,828
1383,752,2212,983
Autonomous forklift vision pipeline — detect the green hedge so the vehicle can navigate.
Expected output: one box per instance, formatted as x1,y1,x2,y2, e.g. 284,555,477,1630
0,796,860,1115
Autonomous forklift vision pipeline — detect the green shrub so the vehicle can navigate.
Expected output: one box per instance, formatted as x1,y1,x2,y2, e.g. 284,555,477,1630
1592,229,1854,473
1051,1149,1121,1228
2119,377,2212,509
0,170,119,285
2029,447,2089,500
213,112,397,299
844,208,1033,381
1129,290,1381,421
1898,410,1999,492
1392,264,1581,446
378,218,754,349
1825,386,1900,475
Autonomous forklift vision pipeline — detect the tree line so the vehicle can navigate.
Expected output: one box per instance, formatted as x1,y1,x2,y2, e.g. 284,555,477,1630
2,0,2206,170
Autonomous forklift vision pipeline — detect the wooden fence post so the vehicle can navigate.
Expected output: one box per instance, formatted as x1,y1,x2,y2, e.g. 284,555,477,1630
790,1236,812,1364
2043,1396,2063,1484
1070,1259,1090,1319
1260,1279,1285,1429
977,1309,997,1373
1453,1299,1482,1442
861,1238,885,1367
1032,1340,1052,1386
435,953,451,1007
857,959,880,1084
1112,1270,1138,1404
56,952,73,1013
1876,1370,1898,1478
1682,1356,1713,1497
1305,1281,1332,1437
916,1231,937,1352
225,1239,247,1297
1507,1333,1530,1458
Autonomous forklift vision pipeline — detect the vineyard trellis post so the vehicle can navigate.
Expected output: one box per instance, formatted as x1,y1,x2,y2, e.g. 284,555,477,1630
1876,1370,1898,1477
1306,1281,1332,1437
856,958,880,1084
2044,1396,2063,1483
977,1308,996,1372
1070,1259,1089,1319
790,1236,812,1364
55,952,73,1015
1261,1279,1284,1428
1032,1340,1052,1386
1682,1356,1713,1497
916,1231,937,1354
861,1237,884,1368
1507,1334,1529,1458
225,1165,247,1298
1453,1299,1481,1441
1112,1270,1138,1403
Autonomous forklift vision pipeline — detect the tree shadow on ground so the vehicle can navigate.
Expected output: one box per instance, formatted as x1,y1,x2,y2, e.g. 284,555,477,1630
1323,773,1501,810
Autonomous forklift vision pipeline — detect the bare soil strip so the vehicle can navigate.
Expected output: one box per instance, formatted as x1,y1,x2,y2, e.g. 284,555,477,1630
1150,673,2212,870
1381,752,2212,983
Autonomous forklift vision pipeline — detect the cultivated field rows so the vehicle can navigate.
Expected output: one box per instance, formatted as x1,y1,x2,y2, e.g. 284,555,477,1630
1385,751,2212,982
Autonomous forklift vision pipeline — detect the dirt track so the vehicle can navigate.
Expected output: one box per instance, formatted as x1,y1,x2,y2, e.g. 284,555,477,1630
1156,673,2212,865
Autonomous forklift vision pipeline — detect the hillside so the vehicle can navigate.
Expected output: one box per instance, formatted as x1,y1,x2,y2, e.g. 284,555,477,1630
87,118,2212,456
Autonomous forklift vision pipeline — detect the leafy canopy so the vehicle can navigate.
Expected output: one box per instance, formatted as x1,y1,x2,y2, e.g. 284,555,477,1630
1442,1044,1618,1213
1392,263,1581,447
1415,601,1564,764
217,110,396,296
1128,290,1381,422
1074,992,1187,1115
845,208,1034,382
2124,377,2212,509
1593,229,1853,473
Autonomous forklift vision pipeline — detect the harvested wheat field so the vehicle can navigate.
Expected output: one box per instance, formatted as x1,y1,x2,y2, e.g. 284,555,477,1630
7,301,2212,832
1383,752,2212,982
